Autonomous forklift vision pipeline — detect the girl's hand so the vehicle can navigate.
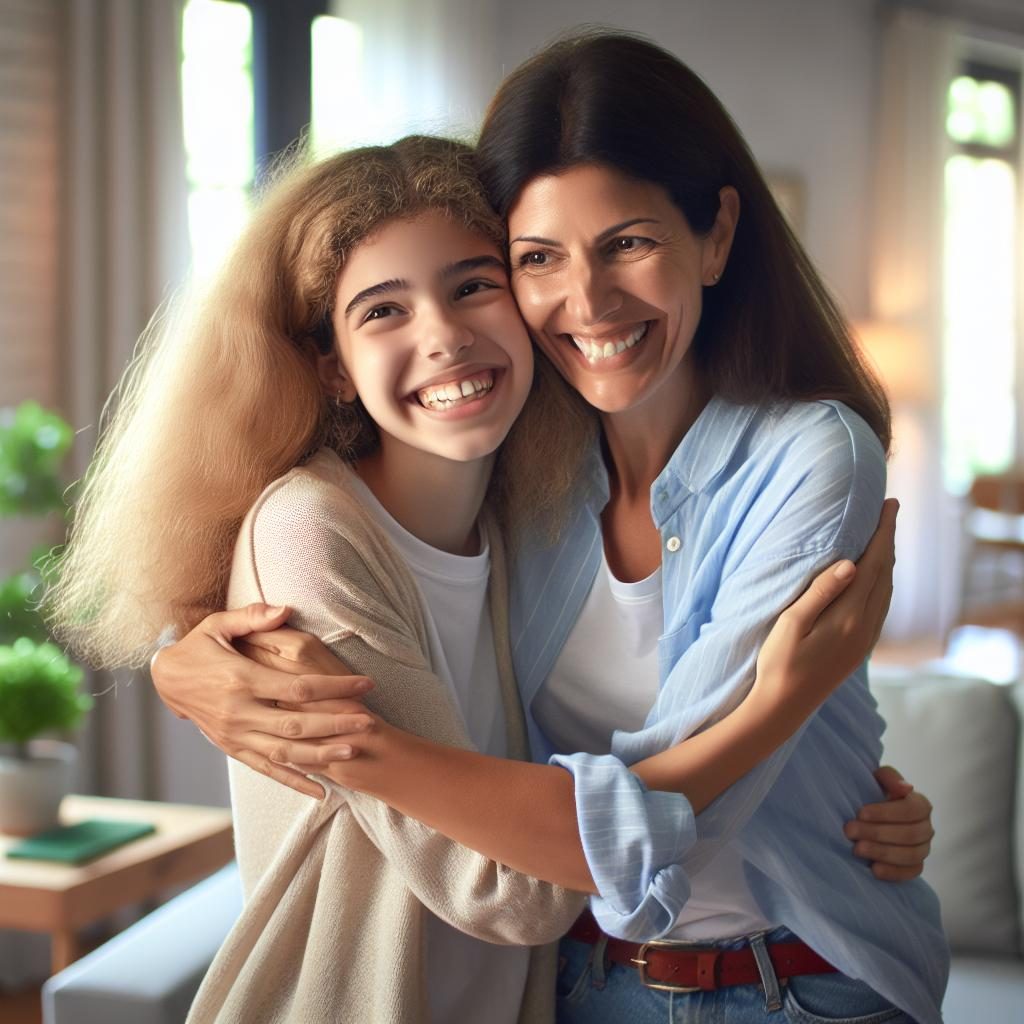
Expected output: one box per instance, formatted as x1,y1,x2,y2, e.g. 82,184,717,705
846,766,935,881
150,604,375,798
753,498,898,714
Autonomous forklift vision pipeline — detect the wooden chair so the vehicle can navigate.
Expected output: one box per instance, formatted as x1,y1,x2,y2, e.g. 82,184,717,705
956,472,1024,633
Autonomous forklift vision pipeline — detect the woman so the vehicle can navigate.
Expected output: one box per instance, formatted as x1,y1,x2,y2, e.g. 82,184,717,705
151,31,945,1024
48,135,899,1024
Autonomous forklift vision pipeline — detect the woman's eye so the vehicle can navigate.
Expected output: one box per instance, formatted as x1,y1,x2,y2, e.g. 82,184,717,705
610,236,651,255
517,251,549,268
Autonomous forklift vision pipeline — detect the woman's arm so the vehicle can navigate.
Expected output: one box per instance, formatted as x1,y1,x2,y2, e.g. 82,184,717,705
226,473,585,942
295,502,896,891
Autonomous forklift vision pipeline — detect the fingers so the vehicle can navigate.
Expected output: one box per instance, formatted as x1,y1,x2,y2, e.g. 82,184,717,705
844,817,934,847
202,604,291,645
778,560,857,636
233,749,325,800
251,708,375,741
239,628,353,675
850,837,932,868
856,788,933,825
870,862,925,882
246,670,373,704
245,729,370,768
873,765,914,800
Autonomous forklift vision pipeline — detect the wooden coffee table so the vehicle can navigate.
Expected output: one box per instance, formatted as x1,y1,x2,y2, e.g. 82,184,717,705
0,794,233,974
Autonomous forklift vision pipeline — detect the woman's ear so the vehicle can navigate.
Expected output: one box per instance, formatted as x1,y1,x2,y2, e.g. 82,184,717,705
315,351,357,403
702,185,740,286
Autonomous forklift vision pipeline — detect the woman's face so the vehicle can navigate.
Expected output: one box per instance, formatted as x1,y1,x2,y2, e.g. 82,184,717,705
327,209,534,465
507,163,736,421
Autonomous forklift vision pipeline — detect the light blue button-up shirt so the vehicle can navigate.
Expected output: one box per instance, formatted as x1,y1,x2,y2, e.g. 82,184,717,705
509,397,948,1023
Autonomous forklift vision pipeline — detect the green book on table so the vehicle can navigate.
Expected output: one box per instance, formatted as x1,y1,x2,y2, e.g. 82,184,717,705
5,819,156,864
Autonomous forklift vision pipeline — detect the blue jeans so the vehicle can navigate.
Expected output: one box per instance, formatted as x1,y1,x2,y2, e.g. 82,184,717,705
555,928,916,1024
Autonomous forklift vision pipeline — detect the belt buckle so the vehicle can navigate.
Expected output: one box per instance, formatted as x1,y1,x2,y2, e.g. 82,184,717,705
629,939,702,994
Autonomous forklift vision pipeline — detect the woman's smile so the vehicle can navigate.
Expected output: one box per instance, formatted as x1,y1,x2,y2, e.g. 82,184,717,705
507,163,727,422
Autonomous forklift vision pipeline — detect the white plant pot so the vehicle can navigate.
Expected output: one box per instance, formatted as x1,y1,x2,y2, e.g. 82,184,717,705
0,739,77,836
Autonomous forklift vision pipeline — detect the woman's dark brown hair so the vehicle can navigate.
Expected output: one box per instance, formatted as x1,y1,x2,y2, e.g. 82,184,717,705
476,30,891,451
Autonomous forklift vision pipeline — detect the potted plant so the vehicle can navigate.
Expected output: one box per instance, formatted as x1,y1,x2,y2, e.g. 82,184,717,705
0,401,92,834
0,639,91,833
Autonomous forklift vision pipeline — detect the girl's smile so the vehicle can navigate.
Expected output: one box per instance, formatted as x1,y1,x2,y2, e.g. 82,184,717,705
328,210,534,467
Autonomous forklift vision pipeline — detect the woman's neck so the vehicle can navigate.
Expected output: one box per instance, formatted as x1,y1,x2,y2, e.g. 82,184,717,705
600,371,710,504
355,442,494,556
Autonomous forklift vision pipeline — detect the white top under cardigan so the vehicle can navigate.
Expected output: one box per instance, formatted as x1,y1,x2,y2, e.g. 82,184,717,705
186,449,584,1024
345,471,529,1023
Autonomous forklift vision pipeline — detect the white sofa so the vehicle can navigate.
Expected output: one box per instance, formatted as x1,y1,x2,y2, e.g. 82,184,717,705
871,666,1024,1021
43,668,1024,1022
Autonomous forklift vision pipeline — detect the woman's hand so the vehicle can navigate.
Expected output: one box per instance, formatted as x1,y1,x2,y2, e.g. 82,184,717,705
752,498,897,715
847,766,935,881
150,604,375,798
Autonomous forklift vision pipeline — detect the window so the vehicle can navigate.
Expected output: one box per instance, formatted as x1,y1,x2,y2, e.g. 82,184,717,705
181,0,255,280
180,1,358,277
943,62,1021,491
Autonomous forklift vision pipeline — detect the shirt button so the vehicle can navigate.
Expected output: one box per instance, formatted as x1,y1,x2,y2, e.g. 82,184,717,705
666,536,681,553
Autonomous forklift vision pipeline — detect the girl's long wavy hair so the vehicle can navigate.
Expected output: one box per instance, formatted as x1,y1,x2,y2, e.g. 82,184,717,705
48,135,593,669
476,30,891,451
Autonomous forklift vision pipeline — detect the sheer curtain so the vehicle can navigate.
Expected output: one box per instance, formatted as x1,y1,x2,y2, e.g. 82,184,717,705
330,0,500,143
870,6,958,640
62,0,196,804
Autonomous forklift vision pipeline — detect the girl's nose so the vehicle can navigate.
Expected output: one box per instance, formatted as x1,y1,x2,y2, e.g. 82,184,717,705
420,310,474,359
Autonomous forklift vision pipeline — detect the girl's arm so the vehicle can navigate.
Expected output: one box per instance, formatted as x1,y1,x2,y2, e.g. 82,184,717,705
300,502,896,891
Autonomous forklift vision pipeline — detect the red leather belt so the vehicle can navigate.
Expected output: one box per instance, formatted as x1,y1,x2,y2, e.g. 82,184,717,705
567,910,838,993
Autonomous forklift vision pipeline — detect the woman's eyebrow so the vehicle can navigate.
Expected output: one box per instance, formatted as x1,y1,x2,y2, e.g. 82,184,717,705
439,254,506,278
595,218,661,242
344,279,408,316
510,218,661,247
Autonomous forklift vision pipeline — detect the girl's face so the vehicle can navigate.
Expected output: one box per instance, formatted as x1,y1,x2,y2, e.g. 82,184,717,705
328,210,533,465
506,163,737,421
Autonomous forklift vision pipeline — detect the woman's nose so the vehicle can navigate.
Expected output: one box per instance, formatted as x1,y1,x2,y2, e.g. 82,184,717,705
564,260,622,326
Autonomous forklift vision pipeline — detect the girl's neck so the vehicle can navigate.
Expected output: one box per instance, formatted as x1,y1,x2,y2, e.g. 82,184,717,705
355,443,494,557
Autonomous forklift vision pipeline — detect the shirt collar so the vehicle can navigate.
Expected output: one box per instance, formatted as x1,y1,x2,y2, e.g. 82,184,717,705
584,396,760,527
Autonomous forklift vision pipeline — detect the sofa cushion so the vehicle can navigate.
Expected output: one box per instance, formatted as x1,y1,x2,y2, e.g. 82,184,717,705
943,953,1024,1024
870,668,1021,955
1012,683,1024,946
41,863,242,1024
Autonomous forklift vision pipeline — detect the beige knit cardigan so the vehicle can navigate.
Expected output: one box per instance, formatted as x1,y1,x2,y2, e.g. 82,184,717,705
186,449,585,1024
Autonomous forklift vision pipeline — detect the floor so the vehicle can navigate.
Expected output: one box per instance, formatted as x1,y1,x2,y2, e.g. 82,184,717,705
0,985,42,1024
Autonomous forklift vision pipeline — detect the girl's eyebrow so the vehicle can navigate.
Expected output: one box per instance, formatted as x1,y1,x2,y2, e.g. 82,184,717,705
440,254,506,279
510,218,661,247
344,279,409,316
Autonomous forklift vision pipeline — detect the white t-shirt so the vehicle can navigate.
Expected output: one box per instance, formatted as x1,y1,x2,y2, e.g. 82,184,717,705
350,476,529,1024
534,549,777,941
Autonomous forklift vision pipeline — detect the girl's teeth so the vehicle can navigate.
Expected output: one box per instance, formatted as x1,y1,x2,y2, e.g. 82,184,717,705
417,373,494,410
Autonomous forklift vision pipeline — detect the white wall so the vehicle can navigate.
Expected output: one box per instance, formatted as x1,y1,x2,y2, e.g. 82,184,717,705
494,0,880,317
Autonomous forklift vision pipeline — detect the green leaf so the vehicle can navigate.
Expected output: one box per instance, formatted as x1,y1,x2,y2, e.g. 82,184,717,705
0,638,91,744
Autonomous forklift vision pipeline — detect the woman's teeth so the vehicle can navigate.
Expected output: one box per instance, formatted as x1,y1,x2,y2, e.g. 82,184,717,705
570,323,648,364
417,372,495,411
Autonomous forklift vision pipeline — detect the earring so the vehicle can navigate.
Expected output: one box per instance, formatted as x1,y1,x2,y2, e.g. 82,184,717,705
712,271,721,282
334,391,344,408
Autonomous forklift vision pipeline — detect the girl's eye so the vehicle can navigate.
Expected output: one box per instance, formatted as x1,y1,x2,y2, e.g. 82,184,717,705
363,304,400,323
455,279,499,300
